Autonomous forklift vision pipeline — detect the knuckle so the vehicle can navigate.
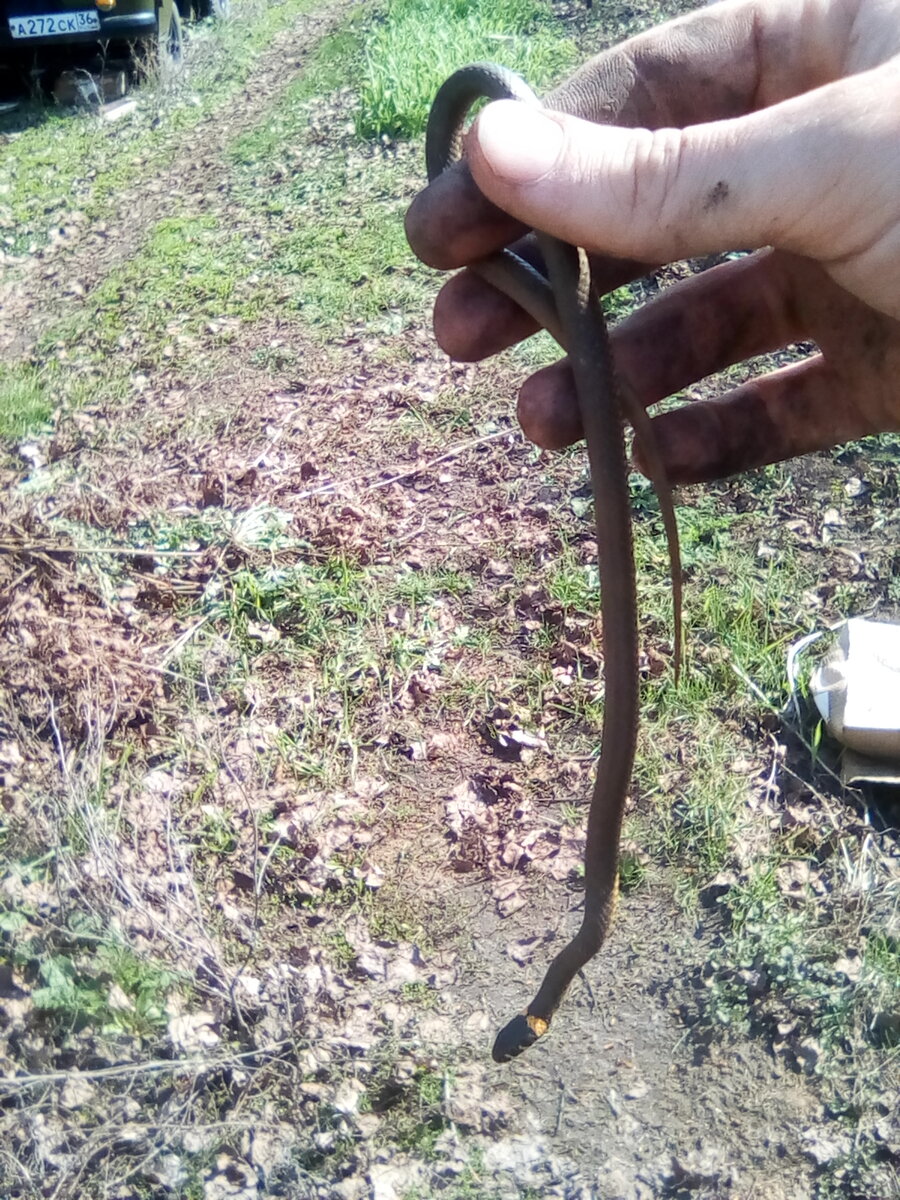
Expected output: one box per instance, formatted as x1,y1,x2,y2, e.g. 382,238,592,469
620,127,690,255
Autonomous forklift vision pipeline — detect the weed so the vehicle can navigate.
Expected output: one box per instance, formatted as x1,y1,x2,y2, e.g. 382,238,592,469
367,1048,449,1156
196,808,238,856
618,846,648,893
401,980,439,1008
31,940,181,1039
545,546,597,612
322,928,356,970
559,802,582,828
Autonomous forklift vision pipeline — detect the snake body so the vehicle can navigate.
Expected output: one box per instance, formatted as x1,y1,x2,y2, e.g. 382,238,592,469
425,64,682,1062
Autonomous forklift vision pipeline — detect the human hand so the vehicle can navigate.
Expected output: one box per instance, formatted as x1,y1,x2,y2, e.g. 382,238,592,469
405,0,900,483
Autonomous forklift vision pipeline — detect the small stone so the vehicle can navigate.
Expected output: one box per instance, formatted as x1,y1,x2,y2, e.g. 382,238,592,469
736,967,768,997
246,1127,294,1179
624,1078,649,1100
333,1080,365,1115
444,1065,483,1128
698,871,738,906
596,1163,655,1200
203,1155,257,1200
873,1118,900,1155
183,1128,219,1154
107,983,134,1013
506,936,540,966
832,950,862,982
667,1144,730,1189
484,1135,549,1182
356,947,388,980
143,769,183,795
794,1037,823,1074
59,1077,96,1111
168,1011,220,1055
146,1154,184,1191
369,1158,426,1200
801,1128,851,1166
356,1113,380,1139
332,1179,368,1200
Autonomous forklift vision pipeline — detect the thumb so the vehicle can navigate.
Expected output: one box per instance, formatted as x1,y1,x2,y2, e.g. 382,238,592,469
467,65,900,272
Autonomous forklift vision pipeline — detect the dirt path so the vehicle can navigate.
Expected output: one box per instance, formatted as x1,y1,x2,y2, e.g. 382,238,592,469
0,0,355,358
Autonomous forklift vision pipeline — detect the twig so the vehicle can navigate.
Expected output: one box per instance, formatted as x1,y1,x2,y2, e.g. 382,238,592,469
0,1039,294,1093
255,833,284,897
156,613,212,668
0,540,206,557
361,429,516,494
291,428,515,501
0,563,36,599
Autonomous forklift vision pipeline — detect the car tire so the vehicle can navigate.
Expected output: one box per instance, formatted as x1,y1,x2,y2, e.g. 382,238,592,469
198,0,229,17
160,4,183,65
134,2,183,79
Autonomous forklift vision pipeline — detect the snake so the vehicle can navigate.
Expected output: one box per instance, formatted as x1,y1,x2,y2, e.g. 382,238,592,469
425,64,682,1062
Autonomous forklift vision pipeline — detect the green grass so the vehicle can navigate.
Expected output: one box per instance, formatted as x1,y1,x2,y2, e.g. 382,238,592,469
364,1044,449,1158
263,162,426,332
228,0,578,338
4,0,579,441
0,363,53,439
0,207,275,446
45,213,265,375
356,0,577,140
232,85,430,334
165,553,479,787
706,858,900,1054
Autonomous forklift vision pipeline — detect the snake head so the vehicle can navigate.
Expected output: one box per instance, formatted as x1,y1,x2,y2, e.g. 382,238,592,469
491,1012,549,1062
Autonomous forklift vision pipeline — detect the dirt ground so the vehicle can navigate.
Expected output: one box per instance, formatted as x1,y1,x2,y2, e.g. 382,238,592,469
1,2,898,1199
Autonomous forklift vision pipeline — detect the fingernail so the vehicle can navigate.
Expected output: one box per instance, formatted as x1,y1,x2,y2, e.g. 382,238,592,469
476,101,565,184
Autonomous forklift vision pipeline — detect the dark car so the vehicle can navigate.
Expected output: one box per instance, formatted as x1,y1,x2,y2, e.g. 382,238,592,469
0,0,184,70
0,0,227,97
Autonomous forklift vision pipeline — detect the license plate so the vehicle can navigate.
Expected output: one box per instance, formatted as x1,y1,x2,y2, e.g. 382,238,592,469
8,10,101,38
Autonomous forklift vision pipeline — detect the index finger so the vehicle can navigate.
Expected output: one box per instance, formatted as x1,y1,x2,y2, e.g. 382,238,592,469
405,0,851,268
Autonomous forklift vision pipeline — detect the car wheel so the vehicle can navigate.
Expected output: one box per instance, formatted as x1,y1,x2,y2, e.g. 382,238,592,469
198,0,229,17
134,2,183,80
159,4,183,65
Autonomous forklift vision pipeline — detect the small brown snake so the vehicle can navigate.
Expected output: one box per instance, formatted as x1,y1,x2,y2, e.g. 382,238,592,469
425,63,682,1061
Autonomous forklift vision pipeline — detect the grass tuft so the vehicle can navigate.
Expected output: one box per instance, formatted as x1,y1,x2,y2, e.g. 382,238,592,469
0,364,53,439
355,0,577,140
